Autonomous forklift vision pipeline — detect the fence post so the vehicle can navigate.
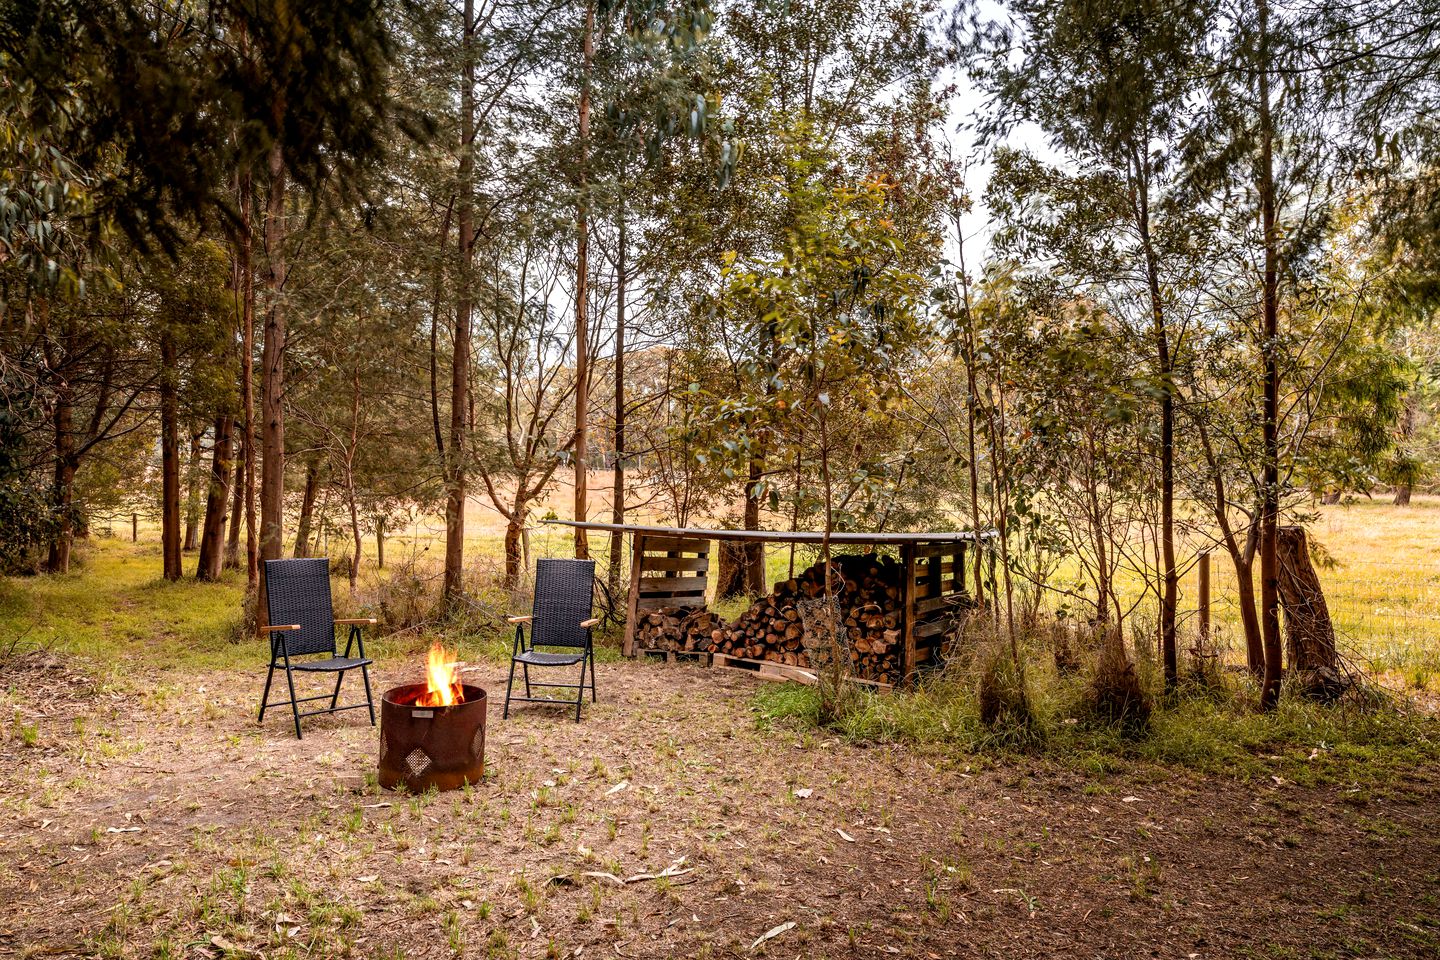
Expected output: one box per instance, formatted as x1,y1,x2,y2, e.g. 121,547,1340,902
1198,550,1211,647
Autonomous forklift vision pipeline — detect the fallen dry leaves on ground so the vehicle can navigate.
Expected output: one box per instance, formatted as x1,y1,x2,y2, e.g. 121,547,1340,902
0,651,1437,959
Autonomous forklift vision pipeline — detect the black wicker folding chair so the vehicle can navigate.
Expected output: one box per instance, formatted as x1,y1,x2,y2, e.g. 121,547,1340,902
504,558,599,722
257,558,377,739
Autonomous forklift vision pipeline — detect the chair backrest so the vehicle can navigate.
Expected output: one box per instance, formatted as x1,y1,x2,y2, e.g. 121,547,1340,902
530,558,596,649
264,558,337,656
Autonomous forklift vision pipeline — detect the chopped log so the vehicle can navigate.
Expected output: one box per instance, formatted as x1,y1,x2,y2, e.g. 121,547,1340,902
634,604,724,653
699,552,910,683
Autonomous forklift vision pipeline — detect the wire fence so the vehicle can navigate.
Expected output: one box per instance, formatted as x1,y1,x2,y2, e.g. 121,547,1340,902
1203,554,1440,677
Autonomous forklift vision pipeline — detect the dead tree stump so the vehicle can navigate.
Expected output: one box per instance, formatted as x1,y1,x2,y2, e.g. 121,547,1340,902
1276,525,1347,701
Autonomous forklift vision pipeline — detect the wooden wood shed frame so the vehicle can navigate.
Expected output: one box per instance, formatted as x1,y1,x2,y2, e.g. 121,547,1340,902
547,520,993,685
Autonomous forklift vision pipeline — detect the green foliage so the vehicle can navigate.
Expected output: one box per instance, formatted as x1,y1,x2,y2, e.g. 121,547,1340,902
687,132,934,532
0,0,406,279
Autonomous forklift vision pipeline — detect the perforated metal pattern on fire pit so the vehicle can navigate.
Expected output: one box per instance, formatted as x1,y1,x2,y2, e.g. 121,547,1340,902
378,683,487,792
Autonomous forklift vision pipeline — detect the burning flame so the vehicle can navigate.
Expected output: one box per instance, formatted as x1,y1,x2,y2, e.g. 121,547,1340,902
416,642,464,707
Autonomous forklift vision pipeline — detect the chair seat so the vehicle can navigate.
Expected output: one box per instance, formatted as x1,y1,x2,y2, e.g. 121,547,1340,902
290,656,373,672
515,650,586,667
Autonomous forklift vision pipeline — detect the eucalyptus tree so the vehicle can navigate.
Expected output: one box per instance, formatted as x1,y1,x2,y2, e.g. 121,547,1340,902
696,171,930,713
652,0,950,590
966,0,1215,689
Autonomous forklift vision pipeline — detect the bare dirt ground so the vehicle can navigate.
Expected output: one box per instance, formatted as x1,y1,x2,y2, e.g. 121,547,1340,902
1,653,1437,960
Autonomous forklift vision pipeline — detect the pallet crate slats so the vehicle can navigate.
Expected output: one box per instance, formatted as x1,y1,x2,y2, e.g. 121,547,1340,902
643,536,710,554
901,544,918,685
915,595,954,616
611,524,989,688
638,574,708,593
625,534,714,656
641,556,710,573
637,595,703,612
914,619,950,640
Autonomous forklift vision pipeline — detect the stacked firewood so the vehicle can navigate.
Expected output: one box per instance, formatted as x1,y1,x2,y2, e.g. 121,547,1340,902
706,553,904,682
634,605,724,653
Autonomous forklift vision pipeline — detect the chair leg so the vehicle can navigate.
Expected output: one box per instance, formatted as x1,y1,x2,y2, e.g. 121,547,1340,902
283,665,303,740
329,669,345,711
575,656,587,722
589,649,597,702
360,663,376,725
258,661,277,722
503,656,518,719
522,662,532,698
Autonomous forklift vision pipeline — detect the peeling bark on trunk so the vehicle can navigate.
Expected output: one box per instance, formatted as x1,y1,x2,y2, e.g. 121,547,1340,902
1276,525,1346,700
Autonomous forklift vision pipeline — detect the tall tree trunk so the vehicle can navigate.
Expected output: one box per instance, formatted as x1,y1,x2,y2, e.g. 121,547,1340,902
376,517,385,569
258,140,289,620
47,380,76,573
225,427,244,566
1394,393,1416,505
1257,0,1283,711
445,0,476,611
225,427,245,566
742,461,765,595
503,499,528,590
197,413,233,580
293,457,321,558
953,209,986,609
429,199,454,461
1233,555,1263,668
345,368,363,594
236,165,258,586
160,334,182,581
572,0,596,560
1133,162,1179,690
182,428,204,551
607,197,627,597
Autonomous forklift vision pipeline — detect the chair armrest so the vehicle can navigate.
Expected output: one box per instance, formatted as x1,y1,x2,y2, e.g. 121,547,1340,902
260,624,302,636
335,618,378,626
580,618,600,628
507,615,532,624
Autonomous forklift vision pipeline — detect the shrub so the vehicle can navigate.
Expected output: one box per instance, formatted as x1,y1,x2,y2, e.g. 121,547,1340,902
1085,636,1152,735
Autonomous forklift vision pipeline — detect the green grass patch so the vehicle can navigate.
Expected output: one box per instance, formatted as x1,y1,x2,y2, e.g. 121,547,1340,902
0,537,605,678
752,668,1440,785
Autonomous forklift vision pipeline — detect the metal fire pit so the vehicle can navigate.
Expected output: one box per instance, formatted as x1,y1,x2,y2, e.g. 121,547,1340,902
378,683,487,792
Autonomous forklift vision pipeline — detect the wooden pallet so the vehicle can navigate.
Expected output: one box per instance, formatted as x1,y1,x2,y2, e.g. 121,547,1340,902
712,652,816,684
711,653,894,691
640,648,713,667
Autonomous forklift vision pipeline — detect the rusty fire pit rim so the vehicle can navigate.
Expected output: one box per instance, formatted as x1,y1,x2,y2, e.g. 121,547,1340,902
381,681,489,708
